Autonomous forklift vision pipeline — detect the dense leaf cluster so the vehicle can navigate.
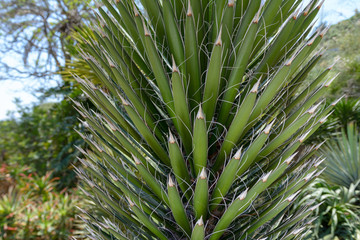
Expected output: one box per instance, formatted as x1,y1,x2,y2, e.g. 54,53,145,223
73,0,338,239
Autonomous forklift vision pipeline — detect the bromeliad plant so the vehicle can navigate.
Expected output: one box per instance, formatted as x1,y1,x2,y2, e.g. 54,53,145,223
74,0,339,239
295,179,360,239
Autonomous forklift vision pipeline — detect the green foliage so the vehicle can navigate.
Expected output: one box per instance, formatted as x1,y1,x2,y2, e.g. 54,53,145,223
0,188,19,235
306,98,360,143
74,0,336,239
60,26,100,85
332,99,360,129
296,179,360,240
0,88,87,188
0,164,86,240
319,123,360,189
294,123,360,239
308,11,360,98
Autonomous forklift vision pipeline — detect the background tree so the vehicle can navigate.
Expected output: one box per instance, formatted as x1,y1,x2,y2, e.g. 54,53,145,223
0,0,93,82
0,0,96,187
310,11,360,98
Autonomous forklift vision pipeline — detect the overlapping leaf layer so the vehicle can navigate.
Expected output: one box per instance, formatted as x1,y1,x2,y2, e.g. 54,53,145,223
74,0,338,239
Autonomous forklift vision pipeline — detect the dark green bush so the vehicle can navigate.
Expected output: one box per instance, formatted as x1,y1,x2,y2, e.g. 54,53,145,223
0,88,87,188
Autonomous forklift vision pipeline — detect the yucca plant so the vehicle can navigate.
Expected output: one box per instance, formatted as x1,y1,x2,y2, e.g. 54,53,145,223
319,123,360,189
73,0,340,239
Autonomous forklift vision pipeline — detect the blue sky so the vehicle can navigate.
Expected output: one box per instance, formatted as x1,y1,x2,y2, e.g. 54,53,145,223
0,0,359,120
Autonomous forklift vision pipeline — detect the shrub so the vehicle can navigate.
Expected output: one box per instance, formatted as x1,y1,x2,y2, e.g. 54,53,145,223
296,179,360,240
